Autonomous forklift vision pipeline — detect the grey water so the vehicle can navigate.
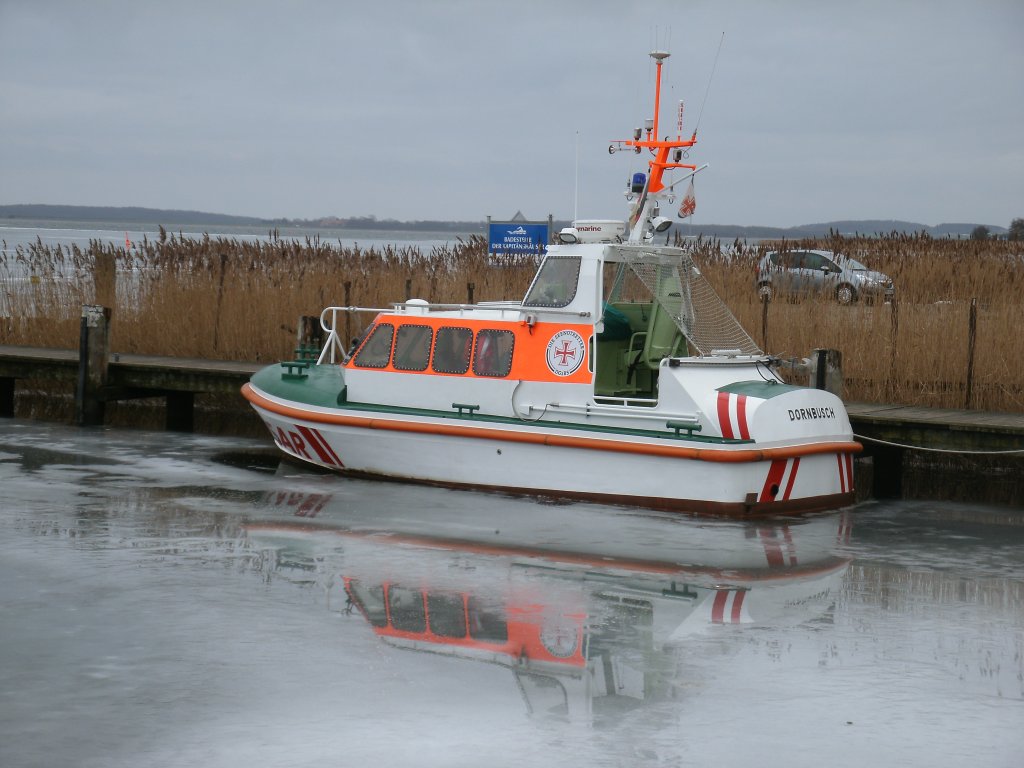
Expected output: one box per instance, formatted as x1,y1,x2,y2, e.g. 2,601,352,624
1,420,1022,768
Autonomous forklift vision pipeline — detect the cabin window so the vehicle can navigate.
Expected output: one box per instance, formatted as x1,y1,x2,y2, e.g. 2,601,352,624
432,326,473,374
472,329,515,377
392,324,433,371
467,597,509,642
522,255,582,308
426,593,467,638
353,323,395,368
346,580,387,628
387,585,426,633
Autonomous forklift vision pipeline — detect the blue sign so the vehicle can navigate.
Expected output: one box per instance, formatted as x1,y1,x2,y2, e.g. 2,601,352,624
488,222,549,256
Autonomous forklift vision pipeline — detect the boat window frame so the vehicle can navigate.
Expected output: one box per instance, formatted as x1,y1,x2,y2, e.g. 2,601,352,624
345,579,388,628
387,585,427,633
352,322,395,369
392,323,434,372
472,328,515,378
431,326,474,375
425,592,468,638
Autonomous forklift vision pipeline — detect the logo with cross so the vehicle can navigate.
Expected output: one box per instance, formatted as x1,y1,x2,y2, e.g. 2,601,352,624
545,330,586,377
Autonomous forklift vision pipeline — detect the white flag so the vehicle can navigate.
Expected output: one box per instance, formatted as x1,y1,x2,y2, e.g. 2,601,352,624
678,179,696,219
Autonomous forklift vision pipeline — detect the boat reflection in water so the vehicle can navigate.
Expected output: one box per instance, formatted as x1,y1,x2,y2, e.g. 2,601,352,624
245,489,853,723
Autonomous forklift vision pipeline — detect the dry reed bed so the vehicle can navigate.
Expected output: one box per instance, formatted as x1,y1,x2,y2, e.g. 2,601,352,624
1,232,1021,412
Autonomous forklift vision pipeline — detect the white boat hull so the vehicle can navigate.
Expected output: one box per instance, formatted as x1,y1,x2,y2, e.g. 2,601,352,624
247,385,856,516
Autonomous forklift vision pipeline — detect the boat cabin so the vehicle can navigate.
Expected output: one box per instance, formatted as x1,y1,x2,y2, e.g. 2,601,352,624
329,239,761,424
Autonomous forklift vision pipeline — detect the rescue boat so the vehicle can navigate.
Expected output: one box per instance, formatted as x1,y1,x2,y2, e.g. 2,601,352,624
242,50,861,516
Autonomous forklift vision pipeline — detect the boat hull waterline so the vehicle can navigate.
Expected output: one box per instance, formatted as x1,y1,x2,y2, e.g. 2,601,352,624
244,383,857,515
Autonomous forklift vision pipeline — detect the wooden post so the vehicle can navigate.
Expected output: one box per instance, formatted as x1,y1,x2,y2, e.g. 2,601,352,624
965,297,977,409
0,377,13,418
405,278,413,300
75,304,111,426
871,444,904,499
297,315,324,352
887,296,899,400
166,391,195,432
810,348,843,397
467,282,475,305
93,251,116,308
212,252,228,352
760,293,769,350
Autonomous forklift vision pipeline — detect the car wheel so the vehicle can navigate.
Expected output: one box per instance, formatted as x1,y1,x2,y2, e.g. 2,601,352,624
757,283,773,302
836,284,856,305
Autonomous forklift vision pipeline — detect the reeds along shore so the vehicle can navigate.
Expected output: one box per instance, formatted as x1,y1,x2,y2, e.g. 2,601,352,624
1,231,1021,413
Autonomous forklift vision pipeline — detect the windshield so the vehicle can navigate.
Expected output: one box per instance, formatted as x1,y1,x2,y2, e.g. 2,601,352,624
846,257,868,271
522,255,581,308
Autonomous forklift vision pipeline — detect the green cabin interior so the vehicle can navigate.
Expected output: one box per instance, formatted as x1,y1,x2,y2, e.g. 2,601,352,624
593,263,690,400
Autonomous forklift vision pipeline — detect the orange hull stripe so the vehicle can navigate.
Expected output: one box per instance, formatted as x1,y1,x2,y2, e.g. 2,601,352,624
243,384,862,464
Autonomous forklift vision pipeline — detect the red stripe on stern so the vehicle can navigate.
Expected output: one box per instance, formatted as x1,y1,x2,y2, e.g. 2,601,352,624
731,590,746,623
736,394,751,440
782,457,800,500
711,590,729,623
759,459,788,502
717,392,734,439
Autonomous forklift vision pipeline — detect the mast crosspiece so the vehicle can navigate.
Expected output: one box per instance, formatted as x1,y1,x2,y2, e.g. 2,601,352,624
611,51,701,241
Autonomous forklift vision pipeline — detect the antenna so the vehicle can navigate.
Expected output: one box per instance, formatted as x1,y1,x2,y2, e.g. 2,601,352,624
693,32,725,138
574,130,580,222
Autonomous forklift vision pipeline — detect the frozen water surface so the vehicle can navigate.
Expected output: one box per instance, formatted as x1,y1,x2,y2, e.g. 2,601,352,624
1,420,1022,767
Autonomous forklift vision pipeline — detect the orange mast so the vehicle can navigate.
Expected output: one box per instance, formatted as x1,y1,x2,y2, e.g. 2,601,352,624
611,50,699,235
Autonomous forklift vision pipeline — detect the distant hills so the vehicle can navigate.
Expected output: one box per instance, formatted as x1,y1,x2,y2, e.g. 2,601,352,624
0,204,1009,239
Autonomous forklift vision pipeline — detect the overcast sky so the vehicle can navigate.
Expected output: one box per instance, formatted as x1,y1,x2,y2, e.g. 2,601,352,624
1,0,1021,228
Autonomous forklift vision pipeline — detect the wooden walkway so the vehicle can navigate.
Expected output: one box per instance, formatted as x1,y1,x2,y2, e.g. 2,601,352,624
0,345,260,388
847,402,1024,453
0,344,260,429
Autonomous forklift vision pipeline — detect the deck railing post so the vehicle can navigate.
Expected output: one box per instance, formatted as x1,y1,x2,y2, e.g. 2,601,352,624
75,304,111,426
343,281,352,347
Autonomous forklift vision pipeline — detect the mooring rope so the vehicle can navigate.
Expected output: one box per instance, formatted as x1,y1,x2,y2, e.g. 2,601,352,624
853,433,1024,456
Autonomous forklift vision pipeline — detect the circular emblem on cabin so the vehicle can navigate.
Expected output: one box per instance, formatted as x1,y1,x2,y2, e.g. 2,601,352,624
540,619,580,658
545,329,586,377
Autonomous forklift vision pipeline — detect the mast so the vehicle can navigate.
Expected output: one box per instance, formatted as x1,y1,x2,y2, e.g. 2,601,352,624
610,50,699,242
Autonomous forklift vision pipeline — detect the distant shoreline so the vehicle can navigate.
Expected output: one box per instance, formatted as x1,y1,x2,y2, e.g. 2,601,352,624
0,203,1007,240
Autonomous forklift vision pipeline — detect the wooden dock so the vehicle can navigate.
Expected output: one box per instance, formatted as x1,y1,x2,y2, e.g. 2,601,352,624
847,402,1024,453
0,344,259,431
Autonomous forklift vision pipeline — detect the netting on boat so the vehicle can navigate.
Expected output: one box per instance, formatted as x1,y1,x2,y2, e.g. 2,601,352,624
608,246,762,356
